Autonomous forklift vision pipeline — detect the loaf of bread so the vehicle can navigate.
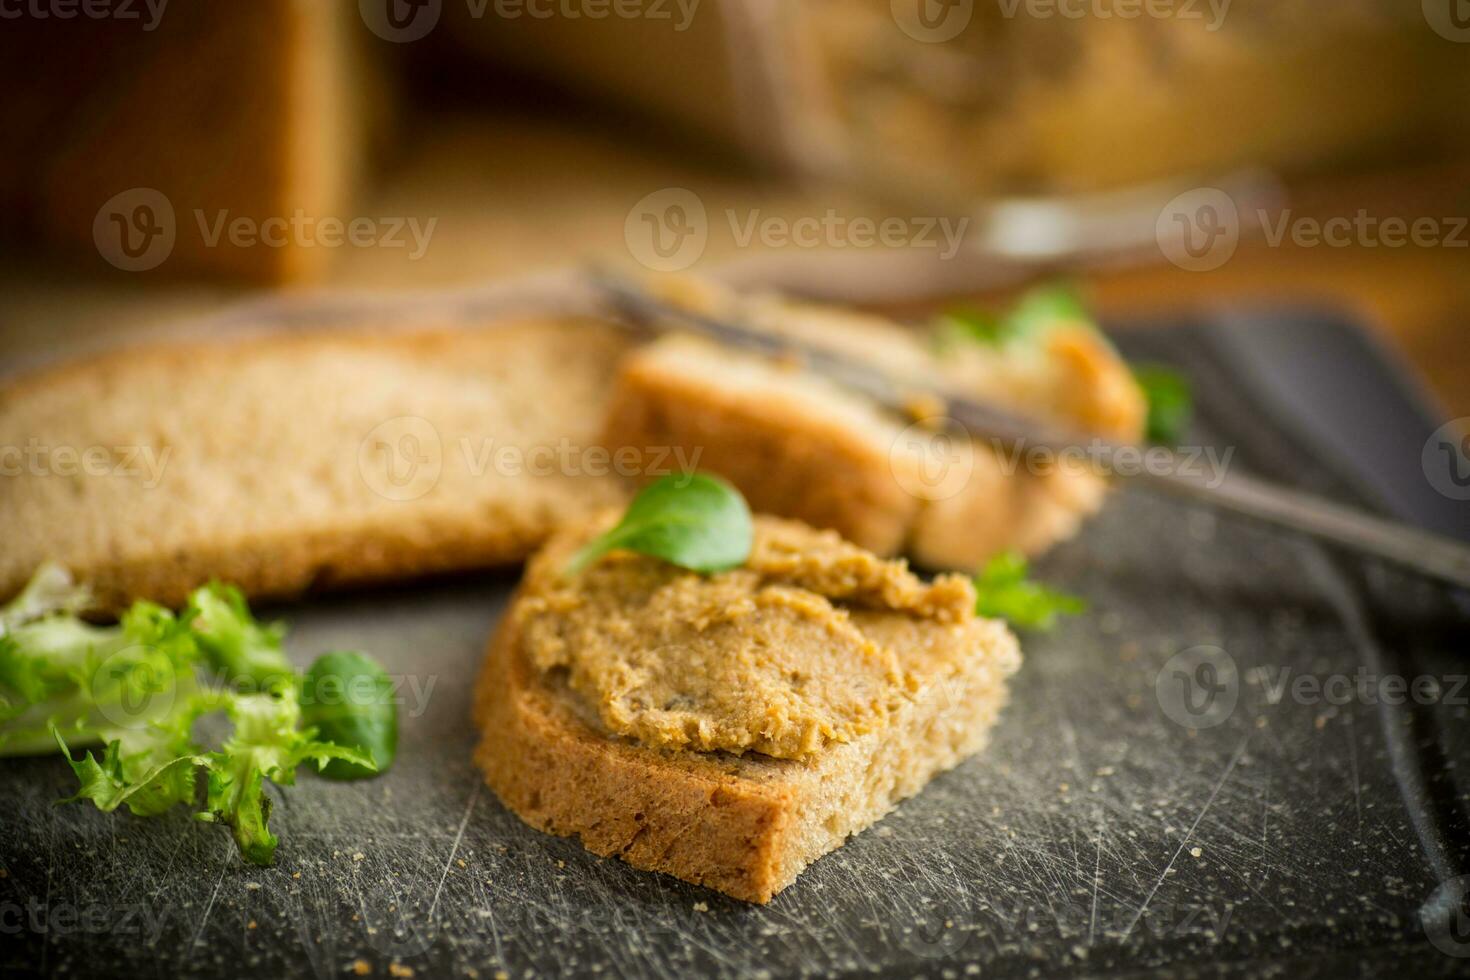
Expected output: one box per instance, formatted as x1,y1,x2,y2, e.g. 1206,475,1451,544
1,0,378,283
0,316,631,611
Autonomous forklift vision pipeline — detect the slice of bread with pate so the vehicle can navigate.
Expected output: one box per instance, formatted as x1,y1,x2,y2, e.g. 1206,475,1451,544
602,276,1145,570
472,513,1020,903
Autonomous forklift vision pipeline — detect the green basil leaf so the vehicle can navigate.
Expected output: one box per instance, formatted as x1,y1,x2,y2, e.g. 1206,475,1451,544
300,651,398,781
566,472,753,575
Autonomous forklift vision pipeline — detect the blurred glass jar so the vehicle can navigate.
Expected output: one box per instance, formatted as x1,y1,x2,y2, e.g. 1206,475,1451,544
779,0,1465,204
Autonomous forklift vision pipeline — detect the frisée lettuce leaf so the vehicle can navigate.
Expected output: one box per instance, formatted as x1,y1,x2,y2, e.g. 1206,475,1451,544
0,566,390,866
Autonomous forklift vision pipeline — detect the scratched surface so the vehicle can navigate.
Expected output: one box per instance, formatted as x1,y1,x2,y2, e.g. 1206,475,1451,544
2,315,1468,978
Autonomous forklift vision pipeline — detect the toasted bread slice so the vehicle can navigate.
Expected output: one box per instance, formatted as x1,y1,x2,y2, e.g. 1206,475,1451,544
600,335,924,556
601,276,1143,569
0,317,632,611
472,515,1021,903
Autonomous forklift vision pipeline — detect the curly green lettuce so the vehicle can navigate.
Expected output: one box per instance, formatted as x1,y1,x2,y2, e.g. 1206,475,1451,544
0,567,391,866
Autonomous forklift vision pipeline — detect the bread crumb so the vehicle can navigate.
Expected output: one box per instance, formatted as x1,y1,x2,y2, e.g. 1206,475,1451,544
457,859,467,869
245,881,261,890
495,971,510,980
247,920,257,930
693,902,709,913
556,860,566,869
352,960,371,976
353,852,365,862
292,871,302,879
388,964,414,978
1190,846,1203,858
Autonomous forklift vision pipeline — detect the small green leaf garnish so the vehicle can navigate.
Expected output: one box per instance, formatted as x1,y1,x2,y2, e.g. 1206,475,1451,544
301,651,398,781
1002,282,1093,338
933,308,1009,350
565,472,753,575
933,282,1093,352
1132,363,1193,445
0,566,393,865
972,552,1087,632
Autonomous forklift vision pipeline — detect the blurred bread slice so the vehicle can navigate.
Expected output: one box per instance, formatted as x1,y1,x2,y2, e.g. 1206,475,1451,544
602,277,1144,569
1,0,381,283
602,335,922,555
0,317,631,611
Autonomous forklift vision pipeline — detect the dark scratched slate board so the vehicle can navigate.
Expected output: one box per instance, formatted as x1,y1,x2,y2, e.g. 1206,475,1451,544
3,310,1468,979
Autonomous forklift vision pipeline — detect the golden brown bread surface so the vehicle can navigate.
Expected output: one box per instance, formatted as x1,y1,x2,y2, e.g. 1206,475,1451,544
603,331,1135,571
0,317,632,611
473,516,1021,903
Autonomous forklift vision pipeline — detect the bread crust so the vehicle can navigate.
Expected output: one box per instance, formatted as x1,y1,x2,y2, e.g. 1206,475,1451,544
474,601,795,903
